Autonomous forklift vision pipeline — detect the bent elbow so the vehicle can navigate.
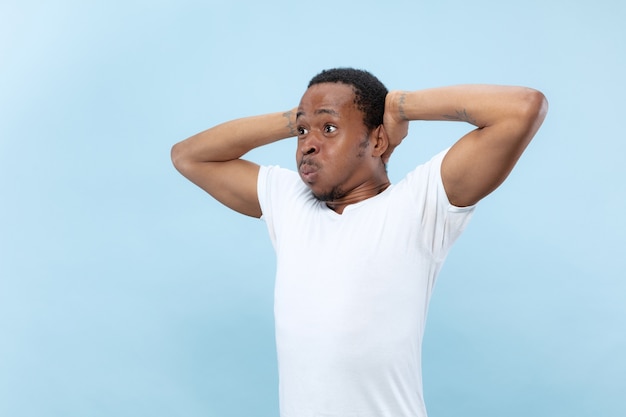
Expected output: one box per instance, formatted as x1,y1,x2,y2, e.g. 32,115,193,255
170,141,190,173
522,88,549,126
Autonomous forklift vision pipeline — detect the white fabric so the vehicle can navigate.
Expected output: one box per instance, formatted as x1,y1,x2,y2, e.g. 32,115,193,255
257,149,475,417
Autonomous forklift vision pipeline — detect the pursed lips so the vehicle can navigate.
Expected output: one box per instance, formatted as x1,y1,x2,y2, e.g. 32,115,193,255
299,159,320,181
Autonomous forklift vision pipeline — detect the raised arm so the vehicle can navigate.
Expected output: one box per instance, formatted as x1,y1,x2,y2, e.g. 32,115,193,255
171,109,298,218
383,85,548,207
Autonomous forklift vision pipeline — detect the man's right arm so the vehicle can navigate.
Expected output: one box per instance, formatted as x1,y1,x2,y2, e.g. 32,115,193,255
171,109,298,218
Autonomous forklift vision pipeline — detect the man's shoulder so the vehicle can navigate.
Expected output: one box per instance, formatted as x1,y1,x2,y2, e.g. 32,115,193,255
259,165,303,189
258,165,314,213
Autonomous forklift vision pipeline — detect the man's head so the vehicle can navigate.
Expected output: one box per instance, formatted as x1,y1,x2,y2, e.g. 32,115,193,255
296,68,390,208
308,68,388,132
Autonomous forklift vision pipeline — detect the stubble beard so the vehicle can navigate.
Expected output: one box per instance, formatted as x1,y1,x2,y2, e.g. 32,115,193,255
312,185,348,202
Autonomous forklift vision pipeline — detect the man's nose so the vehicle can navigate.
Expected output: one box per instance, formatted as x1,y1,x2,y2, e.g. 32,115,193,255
300,134,320,155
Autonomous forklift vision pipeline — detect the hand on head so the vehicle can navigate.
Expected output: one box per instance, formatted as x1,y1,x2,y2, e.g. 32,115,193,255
381,91,410,165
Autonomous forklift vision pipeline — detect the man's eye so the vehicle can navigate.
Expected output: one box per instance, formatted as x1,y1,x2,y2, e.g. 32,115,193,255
324,125,337,133
297,127,308,135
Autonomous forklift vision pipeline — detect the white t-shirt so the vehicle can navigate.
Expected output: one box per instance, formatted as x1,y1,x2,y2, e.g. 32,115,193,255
257,149,475,417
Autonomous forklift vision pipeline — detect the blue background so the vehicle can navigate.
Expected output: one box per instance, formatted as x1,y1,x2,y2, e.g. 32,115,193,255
1,0,624,416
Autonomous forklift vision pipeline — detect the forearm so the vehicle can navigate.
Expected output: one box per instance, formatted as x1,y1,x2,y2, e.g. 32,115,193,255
387,85,545,128
172,108,297,165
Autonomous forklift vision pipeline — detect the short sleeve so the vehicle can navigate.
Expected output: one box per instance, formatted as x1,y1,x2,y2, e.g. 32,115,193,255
402,148,476,260
257,165,309,249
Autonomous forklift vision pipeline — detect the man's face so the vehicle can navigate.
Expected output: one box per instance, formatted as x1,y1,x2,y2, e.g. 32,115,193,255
295,82,376,201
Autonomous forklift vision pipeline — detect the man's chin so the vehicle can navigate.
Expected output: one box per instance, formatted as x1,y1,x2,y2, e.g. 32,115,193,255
311,187,345,202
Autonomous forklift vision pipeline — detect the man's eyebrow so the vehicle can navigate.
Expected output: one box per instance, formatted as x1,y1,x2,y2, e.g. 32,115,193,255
315,108,340,116
296,108,340,120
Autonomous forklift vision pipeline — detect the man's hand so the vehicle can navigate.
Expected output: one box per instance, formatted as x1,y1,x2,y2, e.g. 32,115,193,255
382,90,410,164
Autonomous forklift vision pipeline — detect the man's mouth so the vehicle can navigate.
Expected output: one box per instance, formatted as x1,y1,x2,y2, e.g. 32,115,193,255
299,160,319,181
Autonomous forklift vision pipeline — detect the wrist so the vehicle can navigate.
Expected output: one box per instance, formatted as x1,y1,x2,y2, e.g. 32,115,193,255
281,107,299,137
386,90,410,122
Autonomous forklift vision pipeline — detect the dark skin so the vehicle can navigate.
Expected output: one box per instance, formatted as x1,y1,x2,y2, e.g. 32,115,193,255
295,83,390,212
171,82,547,216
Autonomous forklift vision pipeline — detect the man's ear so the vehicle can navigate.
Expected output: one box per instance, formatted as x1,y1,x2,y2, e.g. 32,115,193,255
371,124,389,157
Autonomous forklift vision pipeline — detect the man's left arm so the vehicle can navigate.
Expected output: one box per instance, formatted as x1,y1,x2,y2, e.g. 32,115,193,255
383,85,548,207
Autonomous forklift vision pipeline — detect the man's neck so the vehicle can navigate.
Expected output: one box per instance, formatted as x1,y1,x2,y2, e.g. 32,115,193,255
325,179,391,214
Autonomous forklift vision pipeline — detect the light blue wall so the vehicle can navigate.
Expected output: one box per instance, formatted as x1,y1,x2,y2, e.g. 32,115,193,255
1,1,624,416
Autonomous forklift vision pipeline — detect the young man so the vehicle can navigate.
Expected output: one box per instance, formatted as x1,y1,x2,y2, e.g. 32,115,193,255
171,68,548,417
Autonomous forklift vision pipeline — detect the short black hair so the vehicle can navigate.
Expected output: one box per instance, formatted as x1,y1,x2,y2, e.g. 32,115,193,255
308,68,388,131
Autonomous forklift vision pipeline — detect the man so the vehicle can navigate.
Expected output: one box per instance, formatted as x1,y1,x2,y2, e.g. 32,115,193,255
171,68,548,417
